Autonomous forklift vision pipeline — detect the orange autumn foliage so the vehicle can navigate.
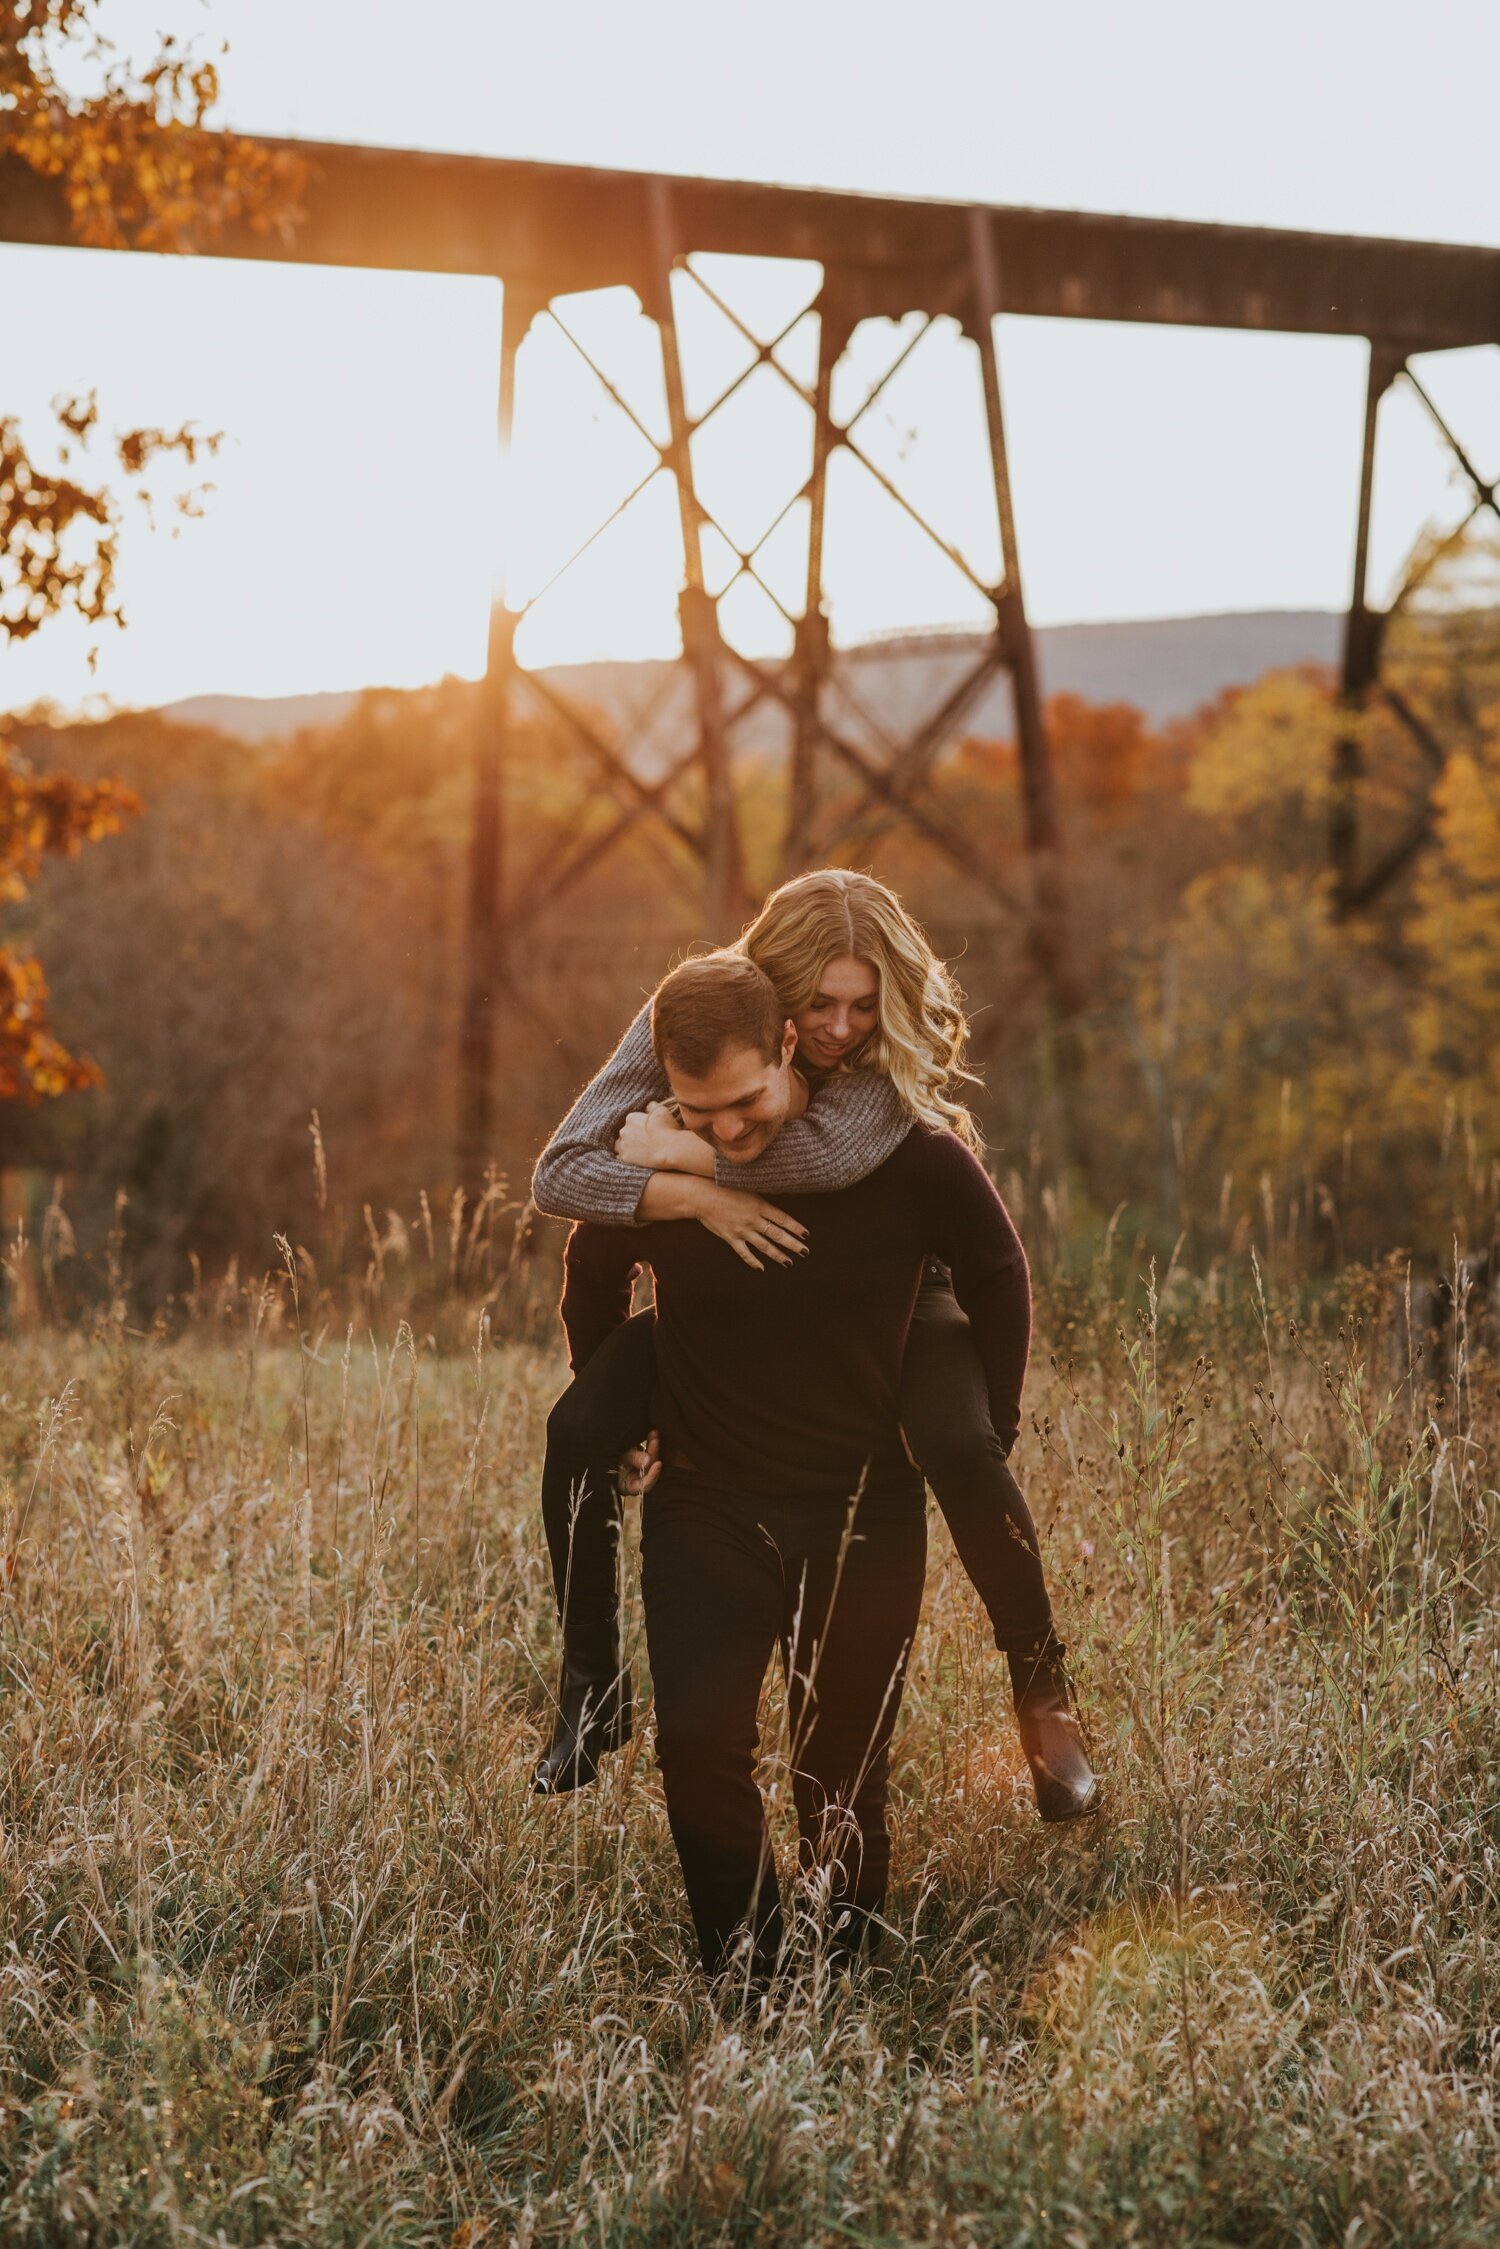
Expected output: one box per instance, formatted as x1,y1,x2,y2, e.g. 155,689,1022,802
0,739,138,1098
955,693,1157,823
1,3,295,1101
2,9,304,647
1,2,306,256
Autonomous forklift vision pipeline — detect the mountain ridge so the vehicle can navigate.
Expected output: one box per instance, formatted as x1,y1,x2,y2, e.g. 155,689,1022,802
160,608,1343,745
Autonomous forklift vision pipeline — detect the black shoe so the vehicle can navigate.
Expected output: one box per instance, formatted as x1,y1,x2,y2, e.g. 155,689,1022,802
532,1661,633,1795
1007,1641,1102,1823
826,1899,885,1976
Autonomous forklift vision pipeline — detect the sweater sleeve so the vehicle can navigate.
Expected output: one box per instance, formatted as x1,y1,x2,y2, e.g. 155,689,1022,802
530,1005,667,1223
713,1068,912,1195
917,1132,1032,1457
559,1222,644,1374
533,1002,915,1217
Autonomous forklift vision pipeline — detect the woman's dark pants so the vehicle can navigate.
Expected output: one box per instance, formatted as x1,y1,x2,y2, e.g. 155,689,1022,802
540,1267,1054,1667
896,1265,1054,1652
541,1311,658,1677
642,1471,926,1978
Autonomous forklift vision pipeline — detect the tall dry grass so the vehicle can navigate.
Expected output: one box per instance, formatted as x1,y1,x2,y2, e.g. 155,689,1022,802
0,1251,1496,2245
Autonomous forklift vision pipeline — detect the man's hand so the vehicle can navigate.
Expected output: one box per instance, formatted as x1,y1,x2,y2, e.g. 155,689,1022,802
620,1430,661,1496
616,1100,714,1176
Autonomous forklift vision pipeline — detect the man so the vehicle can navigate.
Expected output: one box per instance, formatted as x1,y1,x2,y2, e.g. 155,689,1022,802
558,950,1041,1986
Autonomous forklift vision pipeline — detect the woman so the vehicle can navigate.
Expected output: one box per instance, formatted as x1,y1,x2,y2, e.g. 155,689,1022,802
530,869,1099,1823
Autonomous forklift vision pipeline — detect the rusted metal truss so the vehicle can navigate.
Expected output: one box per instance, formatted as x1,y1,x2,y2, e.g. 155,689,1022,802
6,138,1497,1174
1332,352,1500,915
454,176,1074,1173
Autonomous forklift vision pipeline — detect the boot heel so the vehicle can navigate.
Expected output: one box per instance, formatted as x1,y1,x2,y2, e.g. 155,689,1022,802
1007,1641,1102,1823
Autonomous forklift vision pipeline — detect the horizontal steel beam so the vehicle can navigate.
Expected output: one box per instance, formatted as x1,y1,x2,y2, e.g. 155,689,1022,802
3,136,1499,348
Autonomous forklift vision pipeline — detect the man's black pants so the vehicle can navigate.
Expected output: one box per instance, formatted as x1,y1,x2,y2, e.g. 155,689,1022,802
641,1470,926,1980
541,1265,1053,1673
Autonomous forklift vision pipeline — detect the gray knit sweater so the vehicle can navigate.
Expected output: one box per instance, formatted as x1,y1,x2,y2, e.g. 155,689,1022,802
530,1004,912,1224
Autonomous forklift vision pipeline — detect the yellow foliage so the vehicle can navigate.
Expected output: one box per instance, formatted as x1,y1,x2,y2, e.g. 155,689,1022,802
1409,715,1500,1074
1133,864,1445,1235
1186,671,1345,820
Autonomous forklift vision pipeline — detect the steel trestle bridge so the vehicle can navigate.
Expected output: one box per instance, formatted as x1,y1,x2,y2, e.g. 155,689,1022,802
5,138,1497,1173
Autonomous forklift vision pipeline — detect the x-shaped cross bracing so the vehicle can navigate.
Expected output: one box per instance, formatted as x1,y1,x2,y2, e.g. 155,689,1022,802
495,242,1037,952
1336,349,1500,913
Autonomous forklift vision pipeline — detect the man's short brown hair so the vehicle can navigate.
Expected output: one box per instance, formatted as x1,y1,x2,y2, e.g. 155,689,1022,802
651,952,783,1078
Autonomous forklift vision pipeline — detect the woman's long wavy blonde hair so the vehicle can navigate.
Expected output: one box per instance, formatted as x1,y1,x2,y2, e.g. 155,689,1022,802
734,869,982,1148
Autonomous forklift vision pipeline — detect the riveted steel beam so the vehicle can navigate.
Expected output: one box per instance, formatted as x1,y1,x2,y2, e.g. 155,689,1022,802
7,140,1499,351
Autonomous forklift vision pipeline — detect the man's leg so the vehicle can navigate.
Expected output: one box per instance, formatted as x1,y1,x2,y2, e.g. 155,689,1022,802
535,1310,657,1794
641,1479,786,1983
781,1483,927,1964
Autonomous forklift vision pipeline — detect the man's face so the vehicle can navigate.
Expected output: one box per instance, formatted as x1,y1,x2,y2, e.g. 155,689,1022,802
664,1024,798,1163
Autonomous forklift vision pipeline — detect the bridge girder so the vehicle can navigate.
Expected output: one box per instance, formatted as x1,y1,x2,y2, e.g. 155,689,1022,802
5,139,1499,350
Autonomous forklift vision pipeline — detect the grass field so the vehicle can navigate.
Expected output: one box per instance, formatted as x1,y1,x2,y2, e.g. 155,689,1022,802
0,1261,1496,2246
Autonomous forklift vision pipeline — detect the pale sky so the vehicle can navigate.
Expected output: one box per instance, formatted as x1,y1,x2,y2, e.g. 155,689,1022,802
4,0,1500,713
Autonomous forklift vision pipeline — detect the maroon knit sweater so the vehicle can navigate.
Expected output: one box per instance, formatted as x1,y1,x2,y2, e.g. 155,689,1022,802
560,1124,1031,1502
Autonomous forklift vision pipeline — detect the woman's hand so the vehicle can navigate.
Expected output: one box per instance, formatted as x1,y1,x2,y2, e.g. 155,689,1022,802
688,1181,810,1271
616,1100,714,1176
620,1430,661,1496
636,1172,810,1269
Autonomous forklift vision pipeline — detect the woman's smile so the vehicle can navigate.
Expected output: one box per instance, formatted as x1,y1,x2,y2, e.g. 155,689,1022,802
795,952,881,1070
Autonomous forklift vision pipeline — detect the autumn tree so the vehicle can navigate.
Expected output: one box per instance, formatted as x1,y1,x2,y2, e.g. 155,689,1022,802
0,754,137,1095
955,692,1158,826
1408,704,1500,1163
0,0,304,1096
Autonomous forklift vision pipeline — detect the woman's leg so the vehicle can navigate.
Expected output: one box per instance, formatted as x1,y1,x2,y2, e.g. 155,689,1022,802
641,1479,786,1983
535,1310,658,1794
782,1481,927,1963
541,1309,657,1642
900,1269,1100,1822
898,1267,1054,1653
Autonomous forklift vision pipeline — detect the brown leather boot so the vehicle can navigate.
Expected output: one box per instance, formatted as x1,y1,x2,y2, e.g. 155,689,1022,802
532,1658,633,1795
1007,1640,1102,1823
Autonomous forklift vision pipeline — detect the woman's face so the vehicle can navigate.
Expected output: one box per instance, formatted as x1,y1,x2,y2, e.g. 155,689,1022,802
793,953,881,1071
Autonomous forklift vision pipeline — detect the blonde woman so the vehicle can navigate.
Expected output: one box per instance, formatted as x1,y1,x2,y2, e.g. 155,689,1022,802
530,869,1099,1822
